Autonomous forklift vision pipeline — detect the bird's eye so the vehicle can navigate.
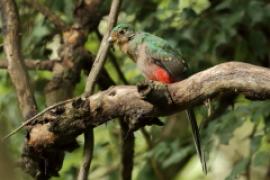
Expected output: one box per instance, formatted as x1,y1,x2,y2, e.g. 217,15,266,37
119,30,125,35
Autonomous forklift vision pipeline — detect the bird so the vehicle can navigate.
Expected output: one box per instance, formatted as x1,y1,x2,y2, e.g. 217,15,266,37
108,23,207,174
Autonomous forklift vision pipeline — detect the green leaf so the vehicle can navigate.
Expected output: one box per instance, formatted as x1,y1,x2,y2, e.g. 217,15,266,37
250,135,262,154
247,1,264,25
216,112,243,145
214,0,233,11
225,158,249,180
253,151,270,167
248,30,267,58
162,145,193,168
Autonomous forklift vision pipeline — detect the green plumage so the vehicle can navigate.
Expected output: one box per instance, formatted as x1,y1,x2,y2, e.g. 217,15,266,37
127,32,188,81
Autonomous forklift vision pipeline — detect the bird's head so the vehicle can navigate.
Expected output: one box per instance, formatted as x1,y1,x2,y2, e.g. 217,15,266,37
108,24,135,45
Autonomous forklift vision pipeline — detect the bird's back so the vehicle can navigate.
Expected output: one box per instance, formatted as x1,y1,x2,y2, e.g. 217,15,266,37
129,32,188,82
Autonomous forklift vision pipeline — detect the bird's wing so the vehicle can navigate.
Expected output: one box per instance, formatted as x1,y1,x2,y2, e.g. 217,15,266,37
143,33,188,80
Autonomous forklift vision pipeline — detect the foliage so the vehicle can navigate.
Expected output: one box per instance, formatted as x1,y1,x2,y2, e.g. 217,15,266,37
0,0,270,179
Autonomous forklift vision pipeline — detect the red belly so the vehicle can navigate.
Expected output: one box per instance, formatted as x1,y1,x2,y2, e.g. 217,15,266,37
148,67,173,84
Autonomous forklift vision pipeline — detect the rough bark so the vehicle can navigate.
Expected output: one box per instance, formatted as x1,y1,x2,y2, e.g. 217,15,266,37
0,0,37,119
0,59,57,70
27,62,270,138
18,62,270,178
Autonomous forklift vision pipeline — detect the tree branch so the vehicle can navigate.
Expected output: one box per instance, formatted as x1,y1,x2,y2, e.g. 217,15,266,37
77,129,94,180
78,0,122,179
23,62,270,155
0,59,57,71
0,0,37,119
25,0,67,31
6,0,117,179
5,62,270,179
84,0,122,96
97,29,136,179
97,27,135,179
119,119,135,180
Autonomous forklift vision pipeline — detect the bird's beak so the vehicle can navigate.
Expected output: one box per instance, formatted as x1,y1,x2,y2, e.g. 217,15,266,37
108,36,115,44
108,32,117,44
108,36,115,51
108,36,114,43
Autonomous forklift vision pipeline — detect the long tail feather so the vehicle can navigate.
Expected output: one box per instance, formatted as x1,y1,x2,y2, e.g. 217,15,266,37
186,109,207,174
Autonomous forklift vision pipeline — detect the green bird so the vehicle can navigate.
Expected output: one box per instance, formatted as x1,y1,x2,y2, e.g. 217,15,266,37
109,23,207,174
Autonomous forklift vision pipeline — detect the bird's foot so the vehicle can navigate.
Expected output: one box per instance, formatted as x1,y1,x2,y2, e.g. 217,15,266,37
137,80,173,105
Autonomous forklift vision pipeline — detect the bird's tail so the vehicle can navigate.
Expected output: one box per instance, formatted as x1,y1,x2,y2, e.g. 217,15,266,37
186,109,207,174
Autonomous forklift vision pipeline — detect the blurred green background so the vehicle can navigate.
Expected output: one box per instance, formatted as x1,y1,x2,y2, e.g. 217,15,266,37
1,0,270,179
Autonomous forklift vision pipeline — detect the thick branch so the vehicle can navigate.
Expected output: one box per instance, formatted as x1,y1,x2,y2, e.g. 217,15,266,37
25,62,270,148
0,0,37,118
169,62,270,107
89,62,270,121
0,59,57,70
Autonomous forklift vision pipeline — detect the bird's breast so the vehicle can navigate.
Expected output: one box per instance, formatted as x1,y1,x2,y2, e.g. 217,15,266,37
119,42,129,54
